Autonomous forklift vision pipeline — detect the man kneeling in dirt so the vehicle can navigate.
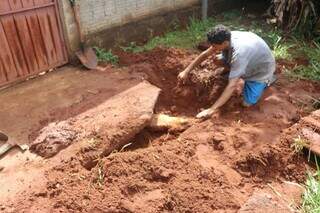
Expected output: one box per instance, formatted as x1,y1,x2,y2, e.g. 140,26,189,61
178,24,276,119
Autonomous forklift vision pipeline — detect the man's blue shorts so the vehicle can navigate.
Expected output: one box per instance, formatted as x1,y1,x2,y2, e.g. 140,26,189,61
243,81,267,105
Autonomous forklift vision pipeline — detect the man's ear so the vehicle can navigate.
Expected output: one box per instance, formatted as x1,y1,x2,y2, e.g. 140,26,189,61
223,41,230,48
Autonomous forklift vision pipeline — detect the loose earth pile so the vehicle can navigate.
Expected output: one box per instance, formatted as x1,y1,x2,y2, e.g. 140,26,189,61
3,47,320,212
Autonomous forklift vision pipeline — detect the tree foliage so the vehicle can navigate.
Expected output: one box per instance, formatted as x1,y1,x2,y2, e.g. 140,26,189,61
270,0,320,37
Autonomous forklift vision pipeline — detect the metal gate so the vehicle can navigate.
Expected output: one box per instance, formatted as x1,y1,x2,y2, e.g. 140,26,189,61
0,0,67,87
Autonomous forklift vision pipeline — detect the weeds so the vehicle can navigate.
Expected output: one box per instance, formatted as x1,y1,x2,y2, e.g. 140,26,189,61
94,47,119,65
302,156,320,212
302,172,320,213
272,37,294,60
120,17,217,52
291,41,320,81
120,42,143,53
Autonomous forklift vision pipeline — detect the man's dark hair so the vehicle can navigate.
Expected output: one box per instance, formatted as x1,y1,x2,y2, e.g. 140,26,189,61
207,25,231,44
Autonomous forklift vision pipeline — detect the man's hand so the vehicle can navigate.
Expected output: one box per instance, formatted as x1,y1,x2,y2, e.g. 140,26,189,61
212,54,225,67
177,70,189,85
196,108,215,119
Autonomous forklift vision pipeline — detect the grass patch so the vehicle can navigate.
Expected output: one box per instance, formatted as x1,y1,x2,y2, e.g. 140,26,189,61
303,172,320,212
123,18,218,52
272,37,294,60
93,47,119,65
291,42,320,81
302,157,320,213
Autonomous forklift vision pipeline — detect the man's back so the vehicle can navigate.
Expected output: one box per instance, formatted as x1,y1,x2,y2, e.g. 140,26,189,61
229,31,275,83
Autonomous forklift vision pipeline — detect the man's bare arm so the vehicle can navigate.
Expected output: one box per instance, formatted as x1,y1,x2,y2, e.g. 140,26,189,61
196,78,240,118
184,46,214,74
211,78,239,110
178,46,215,84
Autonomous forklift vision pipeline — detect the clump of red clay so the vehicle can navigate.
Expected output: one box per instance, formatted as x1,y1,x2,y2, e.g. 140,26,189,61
3,47,320,212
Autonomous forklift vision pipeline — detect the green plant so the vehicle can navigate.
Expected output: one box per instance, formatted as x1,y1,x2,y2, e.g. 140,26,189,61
302,156,320,212
273,37,294,59
291,41,320,81
94,47,119,64
120,42,143,53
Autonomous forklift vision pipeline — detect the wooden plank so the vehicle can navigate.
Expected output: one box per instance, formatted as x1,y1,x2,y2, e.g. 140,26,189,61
21,0,48,72
0,21,17,82
0,0,28,78
8,0,39,74
53,0,68,63
46,6,65,63
0,57,8,84
33,0,58,65
32,0,53,6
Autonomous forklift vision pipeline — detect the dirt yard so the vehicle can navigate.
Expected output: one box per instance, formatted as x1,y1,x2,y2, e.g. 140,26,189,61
0,47,320,212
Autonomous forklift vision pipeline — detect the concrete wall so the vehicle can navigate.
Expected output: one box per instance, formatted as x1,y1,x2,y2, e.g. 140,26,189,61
58,0,245,57
80,0,199,35
59,0,199,56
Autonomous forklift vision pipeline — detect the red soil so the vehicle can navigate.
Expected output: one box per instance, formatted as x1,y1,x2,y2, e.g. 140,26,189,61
1,47,320,212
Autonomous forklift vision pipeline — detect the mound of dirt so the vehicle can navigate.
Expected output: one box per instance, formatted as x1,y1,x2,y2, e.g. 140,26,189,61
23,112,309,212
284,109,320,155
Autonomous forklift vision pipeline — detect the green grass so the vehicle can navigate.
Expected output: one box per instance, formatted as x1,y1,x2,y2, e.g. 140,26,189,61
127,18,218,51
93,47,119,65
120,10,294,59
290,42,320,81
302,156,320,213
